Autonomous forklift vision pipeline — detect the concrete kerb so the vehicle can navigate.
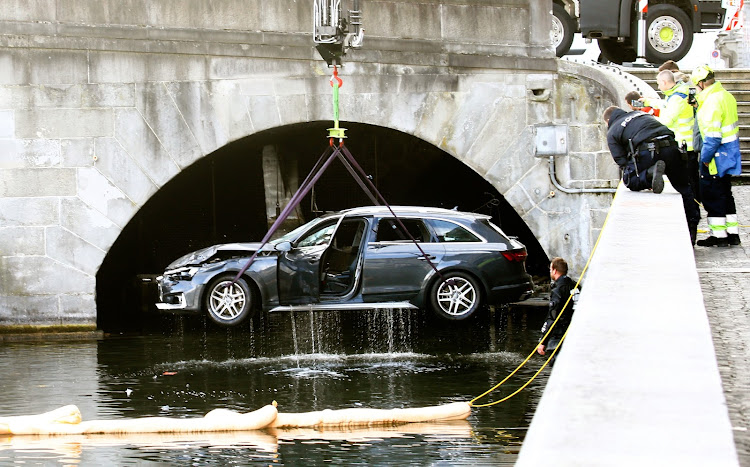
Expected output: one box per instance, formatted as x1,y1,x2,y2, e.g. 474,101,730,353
516,183,739,466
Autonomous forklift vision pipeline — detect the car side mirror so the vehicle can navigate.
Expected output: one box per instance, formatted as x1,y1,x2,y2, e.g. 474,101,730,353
275,241,292,252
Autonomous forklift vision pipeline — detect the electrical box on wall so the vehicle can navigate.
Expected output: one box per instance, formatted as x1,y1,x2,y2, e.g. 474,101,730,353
534,124,568,156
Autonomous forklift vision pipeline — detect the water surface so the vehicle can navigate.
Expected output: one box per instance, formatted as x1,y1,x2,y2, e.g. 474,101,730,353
0,307,549,465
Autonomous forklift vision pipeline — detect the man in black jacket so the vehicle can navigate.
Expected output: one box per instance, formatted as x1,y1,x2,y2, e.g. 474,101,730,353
603,105,700,245
536,257,576,363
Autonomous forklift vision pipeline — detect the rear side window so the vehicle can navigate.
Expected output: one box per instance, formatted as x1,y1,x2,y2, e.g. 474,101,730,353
376,218,431,243
429,219,481,242
479,219,510,242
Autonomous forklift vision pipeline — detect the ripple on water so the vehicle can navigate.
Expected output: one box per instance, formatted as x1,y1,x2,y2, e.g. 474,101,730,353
267,367,349,379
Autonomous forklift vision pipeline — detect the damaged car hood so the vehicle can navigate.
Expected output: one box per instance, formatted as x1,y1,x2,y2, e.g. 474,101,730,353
166,242,277,269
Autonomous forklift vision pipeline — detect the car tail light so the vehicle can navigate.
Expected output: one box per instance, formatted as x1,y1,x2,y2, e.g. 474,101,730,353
502,250,527,262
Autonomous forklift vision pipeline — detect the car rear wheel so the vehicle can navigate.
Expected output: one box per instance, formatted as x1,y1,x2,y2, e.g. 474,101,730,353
204,274,256,327
429,272,482,321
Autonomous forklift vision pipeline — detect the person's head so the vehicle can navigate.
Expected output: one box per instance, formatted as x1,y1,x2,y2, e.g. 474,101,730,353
656,70,676,92
624,91,642,110
658,60,680,72
602,105,619,126
673,71,690,84
691,64,715,91
550,257,568,280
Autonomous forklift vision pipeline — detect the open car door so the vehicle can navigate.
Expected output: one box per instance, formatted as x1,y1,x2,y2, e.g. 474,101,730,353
277,218,339,305
277,216,369,304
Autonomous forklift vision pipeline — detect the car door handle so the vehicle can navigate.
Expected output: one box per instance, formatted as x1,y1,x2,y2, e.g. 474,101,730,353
417,255,436,261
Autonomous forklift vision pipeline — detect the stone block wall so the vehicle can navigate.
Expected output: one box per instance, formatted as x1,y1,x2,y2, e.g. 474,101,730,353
0,0,639,326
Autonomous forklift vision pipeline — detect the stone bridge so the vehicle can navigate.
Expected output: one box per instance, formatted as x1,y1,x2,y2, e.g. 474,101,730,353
0,0,647,328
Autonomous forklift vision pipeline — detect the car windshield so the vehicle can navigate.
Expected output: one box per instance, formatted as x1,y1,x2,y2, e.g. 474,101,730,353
296,220,338,247
270,216,332,245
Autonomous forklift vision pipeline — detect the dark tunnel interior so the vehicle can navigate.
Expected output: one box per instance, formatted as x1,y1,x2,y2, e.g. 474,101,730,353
96,122,549,332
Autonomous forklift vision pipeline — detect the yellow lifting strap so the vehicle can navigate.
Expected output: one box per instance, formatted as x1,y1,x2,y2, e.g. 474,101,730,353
469,181,623,408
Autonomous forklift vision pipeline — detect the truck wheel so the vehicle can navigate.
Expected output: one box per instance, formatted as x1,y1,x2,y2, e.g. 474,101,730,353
644,5,693,63
204,274,256,327
552,4,575,58
596,38,636,65
429,272,483,321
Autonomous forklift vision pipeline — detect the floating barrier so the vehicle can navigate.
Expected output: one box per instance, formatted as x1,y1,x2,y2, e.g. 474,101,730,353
0,404,278,436
0,402,471,436
270,402,471,428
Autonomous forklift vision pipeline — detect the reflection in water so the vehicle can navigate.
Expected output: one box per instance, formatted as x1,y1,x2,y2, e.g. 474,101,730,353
1,421,474,465
0,306,548,465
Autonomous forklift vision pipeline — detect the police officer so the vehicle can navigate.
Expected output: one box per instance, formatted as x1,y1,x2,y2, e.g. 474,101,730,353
536,257,576,364
691,65,742,247
603,105,700,245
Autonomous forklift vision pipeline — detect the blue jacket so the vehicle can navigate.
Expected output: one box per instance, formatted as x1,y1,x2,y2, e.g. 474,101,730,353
695,81,741,177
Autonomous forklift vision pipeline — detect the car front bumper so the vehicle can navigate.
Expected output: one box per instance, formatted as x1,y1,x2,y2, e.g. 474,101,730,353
156,276,202,312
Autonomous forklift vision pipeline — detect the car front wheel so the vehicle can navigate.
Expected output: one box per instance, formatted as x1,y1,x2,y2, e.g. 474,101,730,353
429,272,483,321
204,274,255,327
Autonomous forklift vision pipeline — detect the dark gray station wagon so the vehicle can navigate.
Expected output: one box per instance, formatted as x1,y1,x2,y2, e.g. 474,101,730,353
156,206,534,326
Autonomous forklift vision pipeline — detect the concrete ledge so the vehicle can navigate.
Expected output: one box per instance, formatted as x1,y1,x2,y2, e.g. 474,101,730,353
517,184,739,466
0,324,102,342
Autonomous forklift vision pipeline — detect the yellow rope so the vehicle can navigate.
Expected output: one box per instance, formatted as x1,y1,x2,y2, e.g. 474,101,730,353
469,181,622,408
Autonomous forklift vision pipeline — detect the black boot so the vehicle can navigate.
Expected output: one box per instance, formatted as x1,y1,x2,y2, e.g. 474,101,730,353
696,236,730,247
647,160,666,194
728,233,741,246
688,222,698,246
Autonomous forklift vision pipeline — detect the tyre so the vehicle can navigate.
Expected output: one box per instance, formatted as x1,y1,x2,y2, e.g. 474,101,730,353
644,5,693,64
429,272,483,321
597,38,636,65
204,274,256,327
552,3,575,58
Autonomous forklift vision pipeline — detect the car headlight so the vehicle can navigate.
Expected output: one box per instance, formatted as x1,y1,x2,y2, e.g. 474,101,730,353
165,266,201,281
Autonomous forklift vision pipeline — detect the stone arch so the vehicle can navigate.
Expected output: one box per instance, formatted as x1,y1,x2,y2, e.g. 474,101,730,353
95,65,621,277
3,60,641,327
95,116,553,331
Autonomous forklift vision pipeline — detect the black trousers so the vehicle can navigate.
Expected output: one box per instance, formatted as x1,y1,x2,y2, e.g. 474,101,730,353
699,166,736,218
623,146,700,225
686,150,700,203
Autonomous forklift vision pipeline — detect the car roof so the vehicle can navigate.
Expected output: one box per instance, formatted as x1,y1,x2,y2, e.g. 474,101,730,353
334,205,491,220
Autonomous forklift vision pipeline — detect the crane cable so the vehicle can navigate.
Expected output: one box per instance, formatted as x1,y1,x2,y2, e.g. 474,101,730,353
469,181,623,408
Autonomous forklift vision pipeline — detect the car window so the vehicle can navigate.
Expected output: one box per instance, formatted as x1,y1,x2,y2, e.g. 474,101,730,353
429,219,481,242
272,217,327,244
296,220,338,247
375,218,431,243
479,219,510,241
332,218,366,249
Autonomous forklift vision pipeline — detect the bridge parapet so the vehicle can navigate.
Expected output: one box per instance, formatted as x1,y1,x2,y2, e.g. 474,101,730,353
0,0,553,74
517,184,738,465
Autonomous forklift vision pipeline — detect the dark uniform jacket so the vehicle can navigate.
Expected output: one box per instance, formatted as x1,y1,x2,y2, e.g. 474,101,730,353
606,108,675,168
540,275,576,348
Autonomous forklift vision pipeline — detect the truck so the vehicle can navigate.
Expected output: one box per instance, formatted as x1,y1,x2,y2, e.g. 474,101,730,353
552,0,729,64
